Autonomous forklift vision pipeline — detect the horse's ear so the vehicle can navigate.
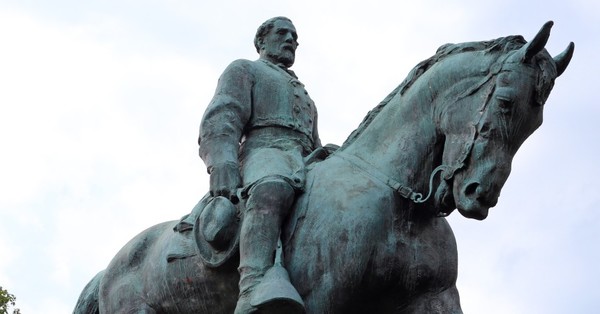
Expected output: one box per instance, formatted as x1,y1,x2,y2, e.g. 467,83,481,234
554,42,575,77
512,21,553,64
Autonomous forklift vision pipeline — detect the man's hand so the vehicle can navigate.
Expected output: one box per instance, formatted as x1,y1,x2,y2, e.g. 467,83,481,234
209,162,242,204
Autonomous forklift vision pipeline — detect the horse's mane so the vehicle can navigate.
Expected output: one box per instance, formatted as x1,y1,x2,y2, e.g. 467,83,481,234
342,35,527,147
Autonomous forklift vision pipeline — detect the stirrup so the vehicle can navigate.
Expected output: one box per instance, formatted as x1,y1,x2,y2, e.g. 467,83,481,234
250,265,305,314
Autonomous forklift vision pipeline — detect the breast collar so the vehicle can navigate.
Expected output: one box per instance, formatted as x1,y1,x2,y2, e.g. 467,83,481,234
334,150,450,206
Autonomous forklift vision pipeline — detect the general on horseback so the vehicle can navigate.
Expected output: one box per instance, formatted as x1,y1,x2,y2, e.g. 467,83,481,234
74,18,573,314
198,16,326,314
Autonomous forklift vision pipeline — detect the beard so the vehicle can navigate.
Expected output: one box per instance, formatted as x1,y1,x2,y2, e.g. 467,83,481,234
268,49,295,68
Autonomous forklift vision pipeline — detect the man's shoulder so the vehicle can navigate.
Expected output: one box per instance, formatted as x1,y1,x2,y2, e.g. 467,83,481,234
220,59,265,78
221,59,256,79
224,59,296,83
225,59,260,71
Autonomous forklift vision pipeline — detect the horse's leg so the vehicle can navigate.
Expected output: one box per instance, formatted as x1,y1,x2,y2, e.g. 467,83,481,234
400,286,462,314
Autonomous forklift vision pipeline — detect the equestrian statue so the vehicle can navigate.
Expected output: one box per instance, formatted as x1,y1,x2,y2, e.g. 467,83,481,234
74,19,573,314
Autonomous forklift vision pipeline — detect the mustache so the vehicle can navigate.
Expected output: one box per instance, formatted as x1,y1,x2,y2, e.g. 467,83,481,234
281,43,296,51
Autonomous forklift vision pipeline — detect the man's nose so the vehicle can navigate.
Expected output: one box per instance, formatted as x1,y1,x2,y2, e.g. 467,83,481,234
284,33,294,43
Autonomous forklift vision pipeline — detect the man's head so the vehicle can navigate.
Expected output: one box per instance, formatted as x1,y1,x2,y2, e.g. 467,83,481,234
254,17,298,68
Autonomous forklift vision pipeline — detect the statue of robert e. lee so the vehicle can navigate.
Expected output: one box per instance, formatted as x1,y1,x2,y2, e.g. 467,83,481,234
74,17,574,314
198,16,323,314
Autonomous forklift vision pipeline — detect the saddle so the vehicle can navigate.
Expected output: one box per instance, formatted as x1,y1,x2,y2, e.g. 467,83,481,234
166,144,338,267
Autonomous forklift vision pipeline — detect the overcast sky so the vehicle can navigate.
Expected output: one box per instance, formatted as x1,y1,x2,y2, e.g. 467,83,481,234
0,1,598,313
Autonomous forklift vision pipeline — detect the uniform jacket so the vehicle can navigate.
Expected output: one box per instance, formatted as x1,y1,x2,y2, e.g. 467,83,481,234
199,59,321,172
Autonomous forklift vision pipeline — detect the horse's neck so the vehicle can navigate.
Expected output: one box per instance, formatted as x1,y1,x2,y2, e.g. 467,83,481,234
339,52,491,190
341,89,438,190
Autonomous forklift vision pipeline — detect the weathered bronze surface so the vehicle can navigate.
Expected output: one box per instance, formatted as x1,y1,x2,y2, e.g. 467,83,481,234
198,17,321,313
74,19,573,314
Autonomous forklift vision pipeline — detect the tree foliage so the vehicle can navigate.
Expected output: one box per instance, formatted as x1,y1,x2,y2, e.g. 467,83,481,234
0,287,20,314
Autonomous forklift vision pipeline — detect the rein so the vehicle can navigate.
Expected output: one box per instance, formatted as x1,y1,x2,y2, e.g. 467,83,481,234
435,55,517,184
334,150,450,204
333,55,512,216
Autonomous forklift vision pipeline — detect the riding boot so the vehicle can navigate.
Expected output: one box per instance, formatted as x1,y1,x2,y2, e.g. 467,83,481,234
234,204,304,314
235,266,263,314
234,206,278,314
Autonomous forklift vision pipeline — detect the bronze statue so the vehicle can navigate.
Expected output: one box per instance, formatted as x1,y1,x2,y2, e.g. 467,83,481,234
74,20,573,314
198,16,320,313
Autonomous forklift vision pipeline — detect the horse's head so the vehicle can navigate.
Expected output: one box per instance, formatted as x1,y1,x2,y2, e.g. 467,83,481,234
435,22,573,220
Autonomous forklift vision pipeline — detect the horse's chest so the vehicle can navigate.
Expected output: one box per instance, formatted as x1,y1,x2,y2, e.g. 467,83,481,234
389,226,458,294
400,240,442,290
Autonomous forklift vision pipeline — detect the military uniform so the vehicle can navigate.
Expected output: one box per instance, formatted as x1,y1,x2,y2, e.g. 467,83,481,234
199,58,321,191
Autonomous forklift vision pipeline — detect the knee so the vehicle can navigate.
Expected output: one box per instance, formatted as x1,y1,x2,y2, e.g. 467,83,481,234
246,179,295,214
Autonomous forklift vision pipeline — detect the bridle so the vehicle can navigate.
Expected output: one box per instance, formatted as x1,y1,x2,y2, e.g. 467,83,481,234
335,21,569,218
335,53,518,217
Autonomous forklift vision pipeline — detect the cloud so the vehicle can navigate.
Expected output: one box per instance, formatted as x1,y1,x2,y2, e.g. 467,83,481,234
0,1,597,313
0,6,215,310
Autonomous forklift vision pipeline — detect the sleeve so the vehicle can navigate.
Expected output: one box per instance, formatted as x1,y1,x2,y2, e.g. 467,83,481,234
198,60,253,173
311,109,322,150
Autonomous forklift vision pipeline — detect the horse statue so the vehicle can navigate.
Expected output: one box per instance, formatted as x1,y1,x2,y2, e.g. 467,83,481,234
74,22,573,313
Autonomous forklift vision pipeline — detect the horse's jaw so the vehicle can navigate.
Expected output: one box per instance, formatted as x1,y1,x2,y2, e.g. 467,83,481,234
433,179,457,217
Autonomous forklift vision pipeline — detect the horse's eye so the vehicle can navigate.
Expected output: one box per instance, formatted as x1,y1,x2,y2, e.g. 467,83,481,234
496,96,514,114
479,122,492,138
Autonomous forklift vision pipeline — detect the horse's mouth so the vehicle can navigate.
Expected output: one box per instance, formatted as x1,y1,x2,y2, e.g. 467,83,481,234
459,183,502,220
455,194,494,220
457,206,489,220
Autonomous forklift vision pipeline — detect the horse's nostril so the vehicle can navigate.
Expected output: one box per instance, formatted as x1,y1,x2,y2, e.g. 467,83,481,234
464,182,480,197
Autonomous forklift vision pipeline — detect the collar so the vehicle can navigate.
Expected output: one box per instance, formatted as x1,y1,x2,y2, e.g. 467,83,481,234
259,59,298,79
